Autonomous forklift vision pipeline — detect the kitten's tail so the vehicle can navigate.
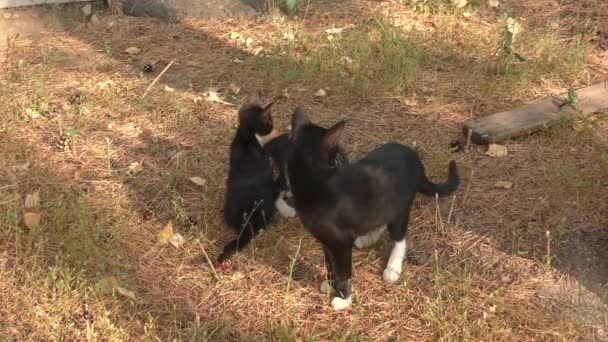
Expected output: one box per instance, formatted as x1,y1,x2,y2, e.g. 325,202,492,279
418,160,459,197
217,225,257,263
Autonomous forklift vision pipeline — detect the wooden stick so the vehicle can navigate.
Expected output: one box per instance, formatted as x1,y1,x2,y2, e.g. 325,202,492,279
465,128,472,153
198,241,219,281
446,195,457,226
142,59,175,98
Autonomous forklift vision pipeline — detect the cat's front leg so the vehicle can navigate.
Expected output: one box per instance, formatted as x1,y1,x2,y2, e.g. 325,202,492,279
327,241,353,310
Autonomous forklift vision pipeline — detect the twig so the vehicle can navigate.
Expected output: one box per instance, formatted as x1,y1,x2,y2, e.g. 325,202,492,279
462,169,474,203
465,128,473,153
446,195,457,226
142,59,175,98
303,0,311,19
198,241,219,281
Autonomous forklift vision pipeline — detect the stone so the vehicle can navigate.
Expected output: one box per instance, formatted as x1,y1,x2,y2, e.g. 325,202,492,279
121,0,261,20
81,4,92,16
90,14,101,26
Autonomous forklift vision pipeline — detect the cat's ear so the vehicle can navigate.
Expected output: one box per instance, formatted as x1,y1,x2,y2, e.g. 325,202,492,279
322,120,345,149
261,100,274,118
291,106,310,133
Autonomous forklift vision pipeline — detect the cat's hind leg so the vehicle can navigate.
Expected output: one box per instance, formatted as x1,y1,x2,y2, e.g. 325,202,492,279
382,203,413,283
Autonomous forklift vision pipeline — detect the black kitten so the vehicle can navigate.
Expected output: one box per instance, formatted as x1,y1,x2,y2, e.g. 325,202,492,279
218,97,277,263
286,107,459,310
264,132,348,213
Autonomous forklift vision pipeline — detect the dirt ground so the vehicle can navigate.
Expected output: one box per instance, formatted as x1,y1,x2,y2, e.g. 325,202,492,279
0,0,607,340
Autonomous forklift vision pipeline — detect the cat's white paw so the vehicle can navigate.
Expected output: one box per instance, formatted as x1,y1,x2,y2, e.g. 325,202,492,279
330,296,352,311
320,280,331,294
278,204,297,218
382,267,401,283
275,197,297,218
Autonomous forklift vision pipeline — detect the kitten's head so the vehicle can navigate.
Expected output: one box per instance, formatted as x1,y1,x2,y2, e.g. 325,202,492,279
288,106,346,177
238,95,274,136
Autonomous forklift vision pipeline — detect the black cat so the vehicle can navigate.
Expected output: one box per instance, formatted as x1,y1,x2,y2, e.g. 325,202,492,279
218,97,278,263
219,101,348,263
263,132,348,212
286,107,459,310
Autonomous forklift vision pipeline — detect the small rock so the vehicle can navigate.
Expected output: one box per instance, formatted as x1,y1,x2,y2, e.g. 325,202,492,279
189,177,206,187
81,4,92,16
485,144,508,157
164,85,175,92
230,32,242,40
90,14,101,26
169,233,186,248
494,181,513,189
245,37,254,47
124,47,141,55
315,89,327,97
232,58,245,64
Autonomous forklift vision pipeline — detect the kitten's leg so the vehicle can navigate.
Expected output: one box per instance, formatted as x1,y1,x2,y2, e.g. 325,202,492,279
275,191,297,218
320,246,336,295
383,205,412,283
328,241,353,310
354,225,386,249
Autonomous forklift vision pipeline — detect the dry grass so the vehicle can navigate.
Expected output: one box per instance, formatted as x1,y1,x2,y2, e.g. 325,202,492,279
1,0,607,340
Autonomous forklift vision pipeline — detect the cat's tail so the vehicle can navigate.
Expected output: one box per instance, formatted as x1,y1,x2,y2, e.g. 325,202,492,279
217,224,257,263
418,160,459,197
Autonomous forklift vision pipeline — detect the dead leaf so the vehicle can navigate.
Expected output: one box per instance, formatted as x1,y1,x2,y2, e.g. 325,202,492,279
232,58,245,64
485,144,508,157
96,80,114,89
116,287,136,300
245,37,253,47
253,47,263,56
453,0,467,8
124,47,141,55
169,233,186,248
229,83,241,95
189,177,206,187
230,271,244,280
98,276,119,293
204,88,235,106
315,89,327,97
25,191,40,209
487,0,499,7
158,222,174,244
127,162,143,175
325,27,343,35
24,212,41,229
164,85,175,92
25,108,40,119
495,181,513,189
230,32,242,40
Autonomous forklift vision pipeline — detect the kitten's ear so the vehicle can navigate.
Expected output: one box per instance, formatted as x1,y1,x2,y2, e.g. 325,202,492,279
291,106,310,133
322,120,346,149
261,100,274,118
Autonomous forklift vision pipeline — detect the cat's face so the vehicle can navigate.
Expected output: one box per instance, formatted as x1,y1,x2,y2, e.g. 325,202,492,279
253,106,273,136
288,107,346,177
238,98,274,136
